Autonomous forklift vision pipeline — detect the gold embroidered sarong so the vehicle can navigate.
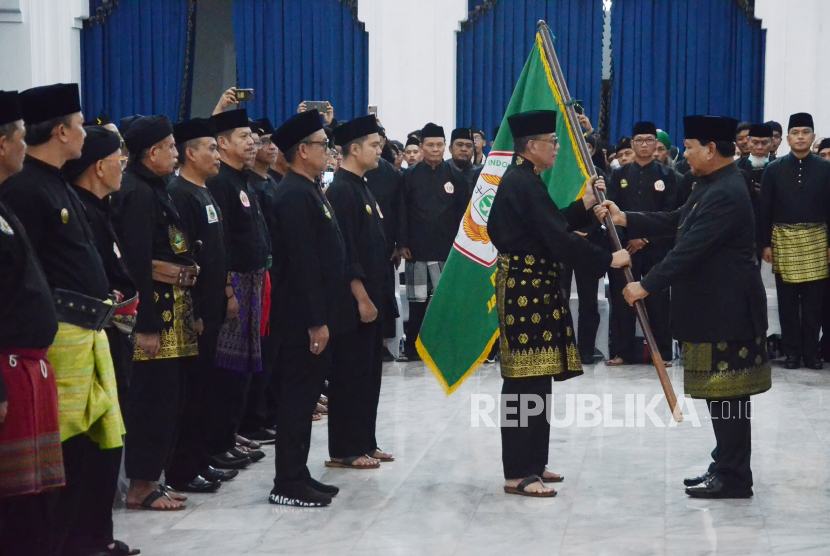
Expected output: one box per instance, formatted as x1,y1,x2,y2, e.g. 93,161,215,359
682,337,771,399
772,222,829,283
134,285,198,361
47,323,125,448
496,253,582,380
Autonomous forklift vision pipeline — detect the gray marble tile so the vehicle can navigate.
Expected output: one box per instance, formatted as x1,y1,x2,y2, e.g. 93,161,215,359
110,360,830,555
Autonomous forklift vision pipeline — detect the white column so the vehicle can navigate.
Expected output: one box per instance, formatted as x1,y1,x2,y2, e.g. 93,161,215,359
756,0,830,149
358,0,469,148
0,0,87,92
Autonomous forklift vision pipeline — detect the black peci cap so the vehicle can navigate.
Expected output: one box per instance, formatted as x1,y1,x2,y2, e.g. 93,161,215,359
272,109,324,152
507,110,557,138
0,90,23,126
63,126,122,183
122,115,174,153
683,115,739,144
19,83,82,125
333,115,380,147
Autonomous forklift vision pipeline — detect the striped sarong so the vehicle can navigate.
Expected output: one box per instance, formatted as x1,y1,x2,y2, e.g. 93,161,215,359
405,261,444,302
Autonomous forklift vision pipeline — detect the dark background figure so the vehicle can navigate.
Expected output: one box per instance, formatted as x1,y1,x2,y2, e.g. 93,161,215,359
606,121,678,365
760,113,830,370
399,123,469,360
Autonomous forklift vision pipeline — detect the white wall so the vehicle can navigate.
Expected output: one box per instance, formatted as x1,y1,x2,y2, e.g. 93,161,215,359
358,0,468,146
756,0,830,152
0,0,87,92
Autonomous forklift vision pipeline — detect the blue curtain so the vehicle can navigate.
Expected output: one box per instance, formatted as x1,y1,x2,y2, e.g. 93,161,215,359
610,0,765,142
457,0,605,140
81,0,196,123
233,0,369,124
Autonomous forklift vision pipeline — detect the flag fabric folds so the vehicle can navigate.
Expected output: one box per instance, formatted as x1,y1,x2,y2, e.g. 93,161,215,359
416,31,592,394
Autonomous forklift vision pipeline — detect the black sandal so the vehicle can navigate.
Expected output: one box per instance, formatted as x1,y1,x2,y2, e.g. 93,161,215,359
503,475,557,497
125,489,186,511
104,540,140,555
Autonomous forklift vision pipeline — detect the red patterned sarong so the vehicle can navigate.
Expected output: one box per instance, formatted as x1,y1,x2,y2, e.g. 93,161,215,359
0,348,65,497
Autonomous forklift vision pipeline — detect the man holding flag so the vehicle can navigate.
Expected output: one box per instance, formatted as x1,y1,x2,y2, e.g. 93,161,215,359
489,110,631,497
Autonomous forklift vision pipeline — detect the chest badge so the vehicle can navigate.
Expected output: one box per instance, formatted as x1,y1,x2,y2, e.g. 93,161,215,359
113,242,121,258
239,190,251,208
60,208,70,223
444,182,455,194
366,204,373,215
206,204,219,224
0,215,13,235
620,179,628,189
654,180,665,192
323,205,332,219
376,203,384,219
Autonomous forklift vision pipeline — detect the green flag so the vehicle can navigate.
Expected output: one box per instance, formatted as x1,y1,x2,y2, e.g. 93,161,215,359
416,31,592,394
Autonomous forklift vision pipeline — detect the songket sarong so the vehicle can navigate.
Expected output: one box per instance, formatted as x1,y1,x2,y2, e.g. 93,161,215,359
133,285,198,361
0,349,65,497
216,269,265,374
682,337,772,399
47,323,126,448
771,222,829,283
496,253,582,380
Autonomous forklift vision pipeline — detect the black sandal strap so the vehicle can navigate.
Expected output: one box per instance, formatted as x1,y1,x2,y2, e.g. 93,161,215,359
517,475,543,493
140,489,166,509
108,539,140,555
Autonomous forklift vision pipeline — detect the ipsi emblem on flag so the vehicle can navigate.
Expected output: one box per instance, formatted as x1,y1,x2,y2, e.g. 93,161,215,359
453,152,512,268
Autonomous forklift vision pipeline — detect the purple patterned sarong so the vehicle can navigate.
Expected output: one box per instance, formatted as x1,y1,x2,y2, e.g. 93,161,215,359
215,270,264,373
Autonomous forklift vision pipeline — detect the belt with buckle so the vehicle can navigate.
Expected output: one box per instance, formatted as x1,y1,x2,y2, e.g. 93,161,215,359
53,289,116,331
152,260,199,287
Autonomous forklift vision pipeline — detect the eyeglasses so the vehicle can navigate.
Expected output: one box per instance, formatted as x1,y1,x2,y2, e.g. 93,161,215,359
304,140,330,149
532,136,558,147
632,138,656,146
104,156,129,169
252,141,263,148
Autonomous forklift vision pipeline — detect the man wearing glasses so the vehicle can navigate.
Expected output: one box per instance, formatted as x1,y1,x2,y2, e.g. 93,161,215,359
63,125,140,554
606,121,680,366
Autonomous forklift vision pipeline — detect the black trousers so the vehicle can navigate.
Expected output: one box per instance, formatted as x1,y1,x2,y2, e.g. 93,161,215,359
328,322,384,458
404,301,428,358
707,397,753,489
63,442,123,556
202,316,252,456
0,490,54,556
240,333,280,435
501,375,552,479
609,249,672,362
776,275,825,361
562,265,601,360
166,355,210,484
43,435,121,556
104,327,134,409
125,357,184,481
273,342,330,488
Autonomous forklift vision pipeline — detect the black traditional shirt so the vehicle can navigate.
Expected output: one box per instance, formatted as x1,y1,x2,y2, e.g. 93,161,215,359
607,160,680,252
206,161,270,273
167,176,228,324
488,154,612,277
364,158,405,258
629,164,767,343
247,170,280,253
326,168,393,322
401,159,469,261
71,186,136,300
270,170,355,345
1,156,109,300
452,160,484,196
759,152,830,247
111,162,194,333
267,168,283,183
0,200,58,352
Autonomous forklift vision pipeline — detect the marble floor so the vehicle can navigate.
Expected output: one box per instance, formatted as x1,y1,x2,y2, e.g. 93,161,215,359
113,358,830,555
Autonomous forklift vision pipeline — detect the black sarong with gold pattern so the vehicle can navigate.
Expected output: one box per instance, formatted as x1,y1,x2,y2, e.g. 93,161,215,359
496,253,582,380
682,337,771,399
133,284,198,362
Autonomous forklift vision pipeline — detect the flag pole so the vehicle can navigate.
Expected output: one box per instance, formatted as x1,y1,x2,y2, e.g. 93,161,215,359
536,20,683,423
